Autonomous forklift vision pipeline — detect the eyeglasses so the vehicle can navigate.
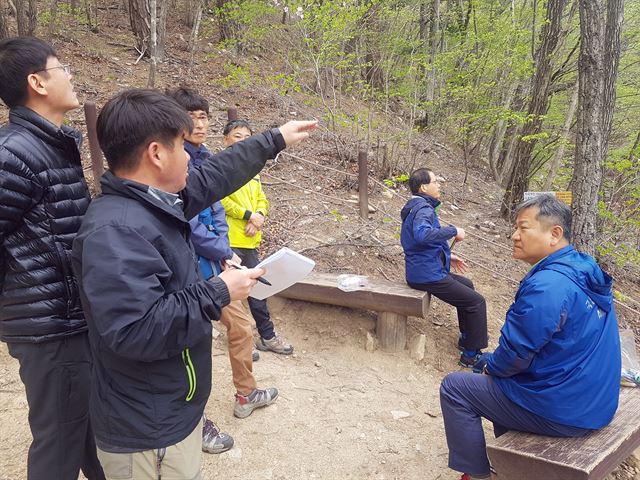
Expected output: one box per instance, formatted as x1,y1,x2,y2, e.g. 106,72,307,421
189,114,209,125
34,64,71,76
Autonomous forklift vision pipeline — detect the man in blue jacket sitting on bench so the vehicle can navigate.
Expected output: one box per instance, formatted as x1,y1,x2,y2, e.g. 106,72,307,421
439,194,621,480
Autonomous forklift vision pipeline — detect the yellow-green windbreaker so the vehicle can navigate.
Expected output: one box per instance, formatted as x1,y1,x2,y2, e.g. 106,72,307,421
220,175,269,249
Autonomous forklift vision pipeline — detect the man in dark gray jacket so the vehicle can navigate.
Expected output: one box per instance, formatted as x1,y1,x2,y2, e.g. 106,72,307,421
71,89,316,479
0,37,105,480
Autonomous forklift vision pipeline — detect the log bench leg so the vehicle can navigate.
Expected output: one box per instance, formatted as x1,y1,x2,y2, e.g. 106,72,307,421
377,312,407,352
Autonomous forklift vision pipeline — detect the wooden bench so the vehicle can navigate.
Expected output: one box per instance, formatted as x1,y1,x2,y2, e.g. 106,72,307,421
277,272,430,352
486,387,640,479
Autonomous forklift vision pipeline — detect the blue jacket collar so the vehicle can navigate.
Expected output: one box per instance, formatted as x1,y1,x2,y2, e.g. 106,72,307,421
184,142,209,168
527,245,575,277
414,193,441,208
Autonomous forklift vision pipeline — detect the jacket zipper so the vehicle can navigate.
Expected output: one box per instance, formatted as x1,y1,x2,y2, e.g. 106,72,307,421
54,243,74,317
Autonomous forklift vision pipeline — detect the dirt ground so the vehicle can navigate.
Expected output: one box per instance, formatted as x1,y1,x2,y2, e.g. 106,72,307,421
1,296,638,480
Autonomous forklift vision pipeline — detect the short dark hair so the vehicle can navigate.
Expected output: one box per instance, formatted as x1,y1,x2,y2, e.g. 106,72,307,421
97,89,193,172
0,37,57,108
165,87,209,114
223,119,253,136
515,194,572,242
408,168,434,195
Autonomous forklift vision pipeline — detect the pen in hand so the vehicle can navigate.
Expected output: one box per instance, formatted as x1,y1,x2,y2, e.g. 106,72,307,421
225,260,272,286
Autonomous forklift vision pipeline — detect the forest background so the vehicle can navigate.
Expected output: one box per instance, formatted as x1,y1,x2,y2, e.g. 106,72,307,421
2,0,637,278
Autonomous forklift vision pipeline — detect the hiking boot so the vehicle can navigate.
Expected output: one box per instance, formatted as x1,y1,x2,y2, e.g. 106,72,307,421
252,349,260,362
459,351,491,372
460,474,491,480
234,387,279,419
202,415,234,454
256,334,294,355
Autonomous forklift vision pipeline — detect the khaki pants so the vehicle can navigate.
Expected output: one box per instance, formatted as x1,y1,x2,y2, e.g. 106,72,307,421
219,300,258,395
96,418,203,480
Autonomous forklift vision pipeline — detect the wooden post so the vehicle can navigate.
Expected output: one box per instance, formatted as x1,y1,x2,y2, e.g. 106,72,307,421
227,108,238,121
377,312,407,352
83,102,105,194
358,150,368,219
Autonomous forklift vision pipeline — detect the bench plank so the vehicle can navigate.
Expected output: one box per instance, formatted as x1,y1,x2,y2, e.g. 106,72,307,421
277,272,430,318
487,387,640,480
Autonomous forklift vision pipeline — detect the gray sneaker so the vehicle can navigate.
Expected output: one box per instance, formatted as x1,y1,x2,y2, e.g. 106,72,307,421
256,334,294,355
234,387,279,419
202,415,234,453
252,349,260,362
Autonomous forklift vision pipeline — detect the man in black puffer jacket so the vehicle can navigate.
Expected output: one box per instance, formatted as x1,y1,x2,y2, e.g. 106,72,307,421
0,37,105,480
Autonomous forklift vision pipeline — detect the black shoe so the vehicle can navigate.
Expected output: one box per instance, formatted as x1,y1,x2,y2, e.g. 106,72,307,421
459,351,490,370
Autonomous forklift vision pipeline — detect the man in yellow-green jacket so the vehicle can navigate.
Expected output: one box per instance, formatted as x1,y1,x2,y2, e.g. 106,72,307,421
221,119,294,355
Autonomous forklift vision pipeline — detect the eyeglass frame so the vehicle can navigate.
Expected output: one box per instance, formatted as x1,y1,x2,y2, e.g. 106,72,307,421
33,64,71,76
188,112,210,125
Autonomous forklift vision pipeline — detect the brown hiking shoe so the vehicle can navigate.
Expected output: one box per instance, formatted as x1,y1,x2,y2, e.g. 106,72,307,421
256,334,294,355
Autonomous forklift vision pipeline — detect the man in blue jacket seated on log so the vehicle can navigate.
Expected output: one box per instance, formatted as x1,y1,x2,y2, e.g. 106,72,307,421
70,89,316,480
439,194,621,480
400,168,488,367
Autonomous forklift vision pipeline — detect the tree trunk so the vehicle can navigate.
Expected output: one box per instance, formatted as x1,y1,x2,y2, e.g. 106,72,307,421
157,0,167,58
47,0,59,38
489,83,517,180
424,0,440,127
216,0,236,42
15,0,37,35
84,0,97,32
543,79,579,190
27,0,36,33
148,0,157,87
0,0,9,40
129,0,167,60
188,0,203,53
571,0,624,255
500,0,569,219
185,0,199,27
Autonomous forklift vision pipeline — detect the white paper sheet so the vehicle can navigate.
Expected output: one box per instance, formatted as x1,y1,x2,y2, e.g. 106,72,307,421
249,247,315,300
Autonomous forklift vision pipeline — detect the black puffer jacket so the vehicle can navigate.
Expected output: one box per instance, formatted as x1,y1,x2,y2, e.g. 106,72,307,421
0,106,91,343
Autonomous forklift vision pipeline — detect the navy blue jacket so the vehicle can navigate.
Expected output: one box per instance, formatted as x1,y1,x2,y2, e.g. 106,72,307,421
487,246,621,429
71,129,285,450
400,194,457,284
185,142,233,279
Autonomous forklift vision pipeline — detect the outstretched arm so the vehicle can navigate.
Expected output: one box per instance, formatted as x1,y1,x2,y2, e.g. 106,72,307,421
183,121,317,219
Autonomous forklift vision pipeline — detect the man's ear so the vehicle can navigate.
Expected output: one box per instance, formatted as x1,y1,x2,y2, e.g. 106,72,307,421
145,141,164,170
26,73,48,98
549,224,565,246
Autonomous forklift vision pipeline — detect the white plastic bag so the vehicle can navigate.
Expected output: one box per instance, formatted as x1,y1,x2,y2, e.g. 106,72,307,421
620,328,640,387
336,274,370,292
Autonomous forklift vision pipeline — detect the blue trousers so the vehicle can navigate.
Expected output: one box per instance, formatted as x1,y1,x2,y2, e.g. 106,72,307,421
439,371,589,477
